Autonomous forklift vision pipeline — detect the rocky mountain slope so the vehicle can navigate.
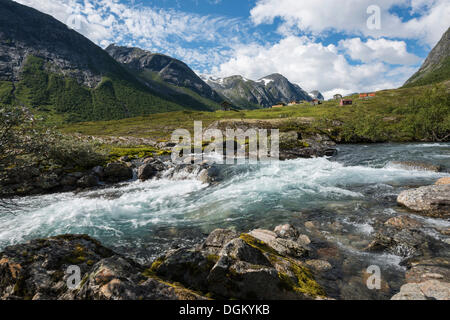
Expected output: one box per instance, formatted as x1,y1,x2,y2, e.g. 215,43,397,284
309,90,325,101
203,73,312,109
0,0,211,122
106,44,223,110
404,27,450,87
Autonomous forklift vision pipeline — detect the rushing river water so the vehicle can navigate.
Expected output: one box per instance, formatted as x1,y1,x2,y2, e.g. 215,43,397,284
1,143,449,299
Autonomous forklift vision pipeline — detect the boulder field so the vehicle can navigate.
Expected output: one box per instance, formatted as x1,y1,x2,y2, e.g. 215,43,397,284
0,225,330,300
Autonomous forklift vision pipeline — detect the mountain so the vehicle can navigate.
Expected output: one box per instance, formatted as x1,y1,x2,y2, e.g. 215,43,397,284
404,27,450,87
0,0,207,123
309,90,324,101
203,73,312,109
106,44,224,110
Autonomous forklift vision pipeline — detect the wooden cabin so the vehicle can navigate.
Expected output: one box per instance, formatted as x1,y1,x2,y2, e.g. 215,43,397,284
272,103,286,108
340,99,353,106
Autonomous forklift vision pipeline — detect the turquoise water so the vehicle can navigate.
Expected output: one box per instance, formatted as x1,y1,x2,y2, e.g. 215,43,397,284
1,143,449,299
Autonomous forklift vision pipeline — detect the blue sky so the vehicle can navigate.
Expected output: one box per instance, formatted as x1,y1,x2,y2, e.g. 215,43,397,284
14,0,450,98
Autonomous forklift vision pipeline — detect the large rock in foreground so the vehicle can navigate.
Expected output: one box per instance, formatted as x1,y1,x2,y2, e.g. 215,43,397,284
151,226,326,300
391,257,450,300
397,185,450,217
0,235,204,300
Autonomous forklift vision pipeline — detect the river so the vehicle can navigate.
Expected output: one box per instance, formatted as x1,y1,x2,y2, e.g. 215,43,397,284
1,143,449,299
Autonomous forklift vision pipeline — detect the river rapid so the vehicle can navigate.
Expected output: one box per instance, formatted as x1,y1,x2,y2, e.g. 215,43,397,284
1,143,449,299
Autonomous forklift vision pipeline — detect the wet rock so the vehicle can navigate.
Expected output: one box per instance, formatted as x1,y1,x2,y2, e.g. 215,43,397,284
248,229,309,258
34,173,60,190
305,221,317,230
305,260,332,272
365,227,430,259
77,175,99,188
137,163,157,181
384,216,422,229
397,185,450,217
274,224,299,239
103,163,133,183
138,158,168,181
390,161,442,172
391,280,450,300
0,235,205,300
207,235,323,300
150,228,326,300
199,229,238,255
393,257,450,300
405,257,450,284
92,166,104,179
198,166,220,184
60,175,78,187
436,177,450,185
279,132,337,160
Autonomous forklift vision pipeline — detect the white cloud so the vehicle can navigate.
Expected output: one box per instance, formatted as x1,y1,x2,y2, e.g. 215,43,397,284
13,0,245,71
250,0,450,46
214,36,417,99
338,38,421,65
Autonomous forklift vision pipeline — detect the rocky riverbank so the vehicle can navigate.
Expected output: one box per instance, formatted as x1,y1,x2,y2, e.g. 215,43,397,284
0,130,337,198
0,225,330,300
1,214,449,300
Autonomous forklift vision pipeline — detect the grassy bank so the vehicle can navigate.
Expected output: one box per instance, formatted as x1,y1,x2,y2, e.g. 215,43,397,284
60,81,450,144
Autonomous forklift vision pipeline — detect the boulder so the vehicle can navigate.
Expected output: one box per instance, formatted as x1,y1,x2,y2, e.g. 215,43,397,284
436,177,450,185
397,184,450,217
392,257,450,301
384,216,422,229
305,260,332,272
274,224,299,239
198,166,221,184
137,159,168,182
0,235,204,300
60,175,78,187
279,132,337,160
77,175,99,188
92,166,105,179
199,229,239,255
365,227,430,260
103,163,133,183
150,227,326,300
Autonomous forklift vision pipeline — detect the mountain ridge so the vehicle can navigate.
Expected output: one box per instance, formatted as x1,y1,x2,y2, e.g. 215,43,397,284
105,44,224,109
203,73,312,108
0,0,211,122
404,27,450,87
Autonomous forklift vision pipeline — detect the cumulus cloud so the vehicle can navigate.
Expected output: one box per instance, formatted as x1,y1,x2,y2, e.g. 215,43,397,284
214,36,417,99
11,0,443,98
250,0,450,46
338,38,421,65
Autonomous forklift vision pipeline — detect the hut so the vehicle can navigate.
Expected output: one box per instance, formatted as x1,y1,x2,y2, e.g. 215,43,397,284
340,99,353,106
